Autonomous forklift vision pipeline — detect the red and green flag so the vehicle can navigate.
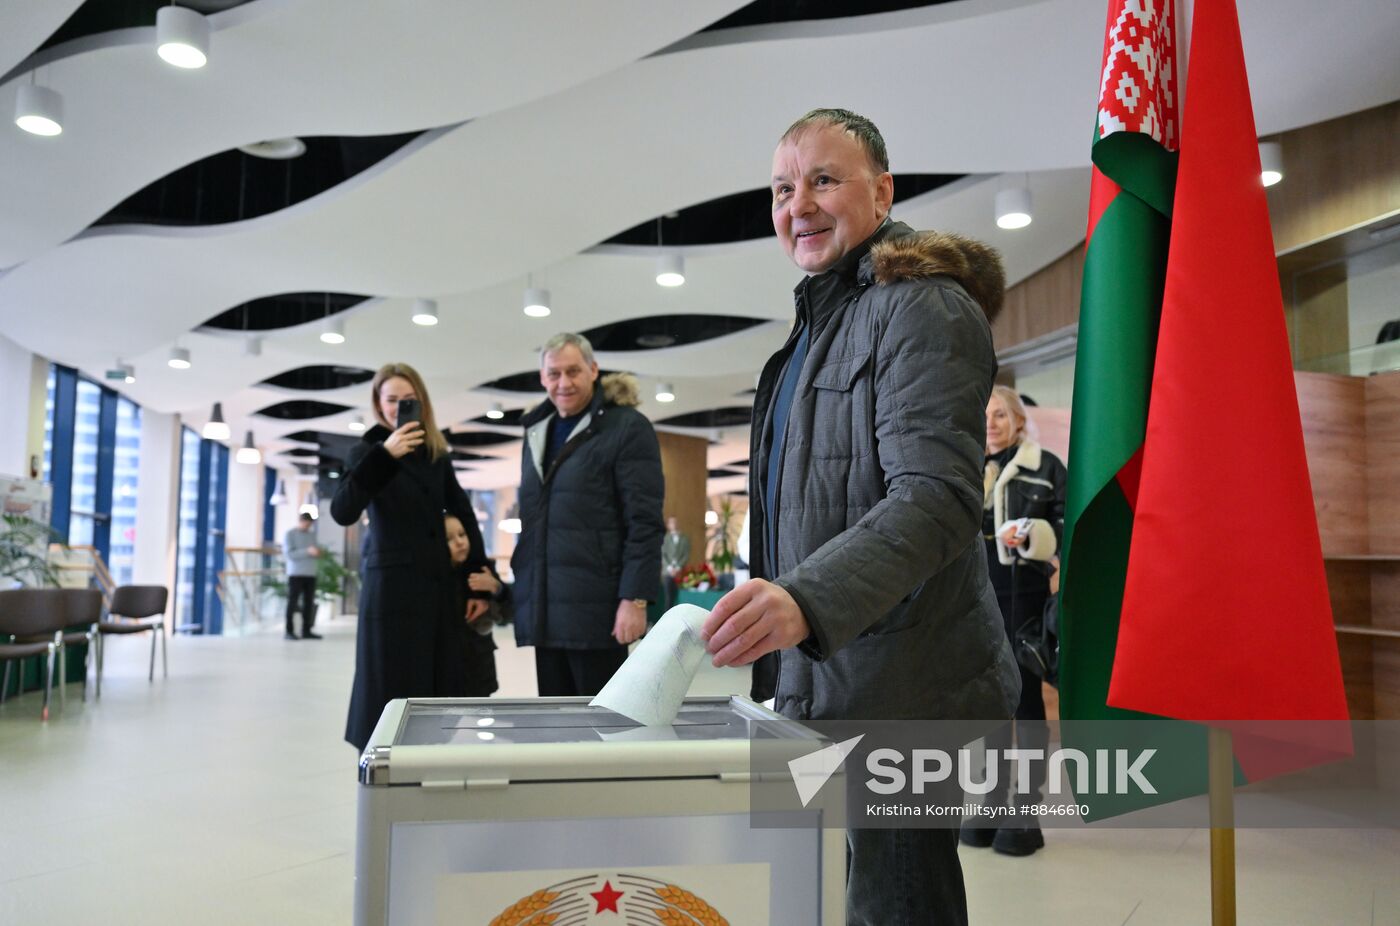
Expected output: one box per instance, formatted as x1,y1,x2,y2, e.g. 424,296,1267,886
1060,0,1351,813
1058,0,1179,729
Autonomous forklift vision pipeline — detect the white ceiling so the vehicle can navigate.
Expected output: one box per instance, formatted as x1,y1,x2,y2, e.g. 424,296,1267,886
1,0,1397,492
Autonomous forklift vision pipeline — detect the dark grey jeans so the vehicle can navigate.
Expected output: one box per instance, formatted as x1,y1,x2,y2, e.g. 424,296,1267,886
847,825,967,925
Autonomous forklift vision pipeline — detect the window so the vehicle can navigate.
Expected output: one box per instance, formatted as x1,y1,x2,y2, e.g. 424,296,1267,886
109,398,141,585
173,429,229,634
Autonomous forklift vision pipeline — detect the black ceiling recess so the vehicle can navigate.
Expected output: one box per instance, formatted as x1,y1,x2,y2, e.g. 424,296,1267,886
260,364,375,391
581,314,767,351
281,447,319,458
202,292,371,331
92,132,422,229
655,407,753,429
450,450,494,462
253,400,352,420
708,469,744,478
702,0,950,32
603,174,962,247
467,408,527,427
446,431,519,448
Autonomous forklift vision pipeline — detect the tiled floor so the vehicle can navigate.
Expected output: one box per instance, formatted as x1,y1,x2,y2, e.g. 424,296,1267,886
1,615,1396,924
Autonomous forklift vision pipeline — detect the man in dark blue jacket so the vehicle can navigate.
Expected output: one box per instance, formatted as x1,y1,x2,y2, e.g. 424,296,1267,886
513,332,664,696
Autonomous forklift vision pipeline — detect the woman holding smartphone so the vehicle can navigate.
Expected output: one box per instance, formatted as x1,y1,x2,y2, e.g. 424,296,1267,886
961,385,1067,856
332,362,488,751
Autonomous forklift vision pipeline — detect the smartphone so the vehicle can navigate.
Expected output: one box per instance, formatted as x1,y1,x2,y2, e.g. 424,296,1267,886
1013,518,1032,540
396,397,422,427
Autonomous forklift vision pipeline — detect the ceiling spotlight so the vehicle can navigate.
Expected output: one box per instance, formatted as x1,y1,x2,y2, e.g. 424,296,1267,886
168,346,192,370
486,403,505,420
1259,141,1284,187
995,187,1033,230
14,83,63,137
656,253,686,287
156,5,210,69
235,430,261,465
655,383,676,403
523,287,551,318
202,402,231,441
348,415,366,432
244,336,262,357
411,298,439,326
705,510,719,526
320,318,345,344
268,479,288,506
238,138,305,160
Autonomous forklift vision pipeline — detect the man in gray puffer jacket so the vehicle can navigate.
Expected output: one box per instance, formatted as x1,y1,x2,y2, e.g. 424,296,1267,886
703,109,1020,925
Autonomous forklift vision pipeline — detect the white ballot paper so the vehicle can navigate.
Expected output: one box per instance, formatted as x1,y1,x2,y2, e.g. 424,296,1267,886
590,603,711,726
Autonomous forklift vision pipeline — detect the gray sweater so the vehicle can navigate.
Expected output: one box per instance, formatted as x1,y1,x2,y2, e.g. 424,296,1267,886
283,528,318,578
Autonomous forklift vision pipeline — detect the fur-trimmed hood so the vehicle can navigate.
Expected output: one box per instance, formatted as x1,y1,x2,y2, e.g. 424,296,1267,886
598,371,641,408
869,229,1006,323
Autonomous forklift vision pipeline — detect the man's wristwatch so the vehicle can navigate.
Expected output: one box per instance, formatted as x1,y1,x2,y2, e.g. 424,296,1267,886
629,598,647,608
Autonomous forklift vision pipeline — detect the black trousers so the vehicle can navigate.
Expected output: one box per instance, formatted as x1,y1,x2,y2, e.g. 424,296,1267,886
534,646,627,697
988,586,1050,804
286,575,317,635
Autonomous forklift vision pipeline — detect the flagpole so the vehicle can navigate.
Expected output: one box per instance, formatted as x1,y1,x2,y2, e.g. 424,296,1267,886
1208,726,1236,925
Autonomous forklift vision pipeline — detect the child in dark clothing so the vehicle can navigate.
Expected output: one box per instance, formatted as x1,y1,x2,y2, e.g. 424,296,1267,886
445,513,507,697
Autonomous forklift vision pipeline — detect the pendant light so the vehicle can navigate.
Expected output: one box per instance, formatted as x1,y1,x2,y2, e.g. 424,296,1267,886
523,273,551,318
236,431,261,464
168,346,192,369
348,415,366,432
202,402,231,440
995,184,1033,230
320,318,344,344
411,298,439,326
15,81,63,137
654,217,685,286
268,479,288,506
485,403,505,420
1259,141,1284,187
156,5,210,69
655,383,676,403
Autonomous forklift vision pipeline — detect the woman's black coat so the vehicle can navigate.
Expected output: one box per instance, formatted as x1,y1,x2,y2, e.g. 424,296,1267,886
332,425,486,750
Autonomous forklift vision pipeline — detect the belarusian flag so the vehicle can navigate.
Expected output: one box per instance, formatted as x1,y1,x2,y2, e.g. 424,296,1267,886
1108,0,1350,760
1060,0,1351,812
1058,0,1179,728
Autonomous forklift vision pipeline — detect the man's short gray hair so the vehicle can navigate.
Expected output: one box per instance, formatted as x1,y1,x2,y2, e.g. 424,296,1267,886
780,108,890,174
540,332,596,367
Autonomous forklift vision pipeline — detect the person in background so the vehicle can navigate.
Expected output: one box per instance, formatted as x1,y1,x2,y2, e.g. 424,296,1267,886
661,515,691,610
331,362,487,751
960,384,1067,857
512,332,664,697
445,513,506,698
701,108,1018,925
283,511,322,640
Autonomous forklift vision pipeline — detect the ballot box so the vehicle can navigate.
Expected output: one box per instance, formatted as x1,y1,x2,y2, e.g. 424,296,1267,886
355,695,845,926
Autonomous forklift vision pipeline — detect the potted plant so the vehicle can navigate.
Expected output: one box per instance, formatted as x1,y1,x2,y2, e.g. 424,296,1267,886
0,513,61,588
708,497,738,579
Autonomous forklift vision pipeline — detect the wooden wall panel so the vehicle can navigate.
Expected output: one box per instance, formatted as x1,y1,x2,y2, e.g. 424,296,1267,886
993,245,1084,350
1335,634,1375,720
657,431,709,571
1325,560,1373,627
1365,372,1400,554
1266,102,1400,254
1294,372,1370,555
1374,640,1400,720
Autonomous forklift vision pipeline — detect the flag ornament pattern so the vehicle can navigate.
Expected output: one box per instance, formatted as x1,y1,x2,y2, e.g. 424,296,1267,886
1098,0,1178,147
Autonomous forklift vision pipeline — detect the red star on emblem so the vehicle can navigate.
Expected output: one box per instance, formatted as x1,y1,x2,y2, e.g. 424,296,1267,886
590,879,624,914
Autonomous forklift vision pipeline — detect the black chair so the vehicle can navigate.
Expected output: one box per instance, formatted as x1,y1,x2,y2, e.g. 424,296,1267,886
96,585,169,698
0,588,72,721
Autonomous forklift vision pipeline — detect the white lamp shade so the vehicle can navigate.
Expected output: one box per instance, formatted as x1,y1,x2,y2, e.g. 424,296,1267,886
486,403,505,420
202,402,231,440
320,318,345,344
15,84,63,136
995,187,1033,229
655,253,686,287
348,416,366,432
168,346,192,369
411,298,439,326
1259,141,1284,187
655,383,675,403
156,6,210,68
236,431,261,464
523,287,551,317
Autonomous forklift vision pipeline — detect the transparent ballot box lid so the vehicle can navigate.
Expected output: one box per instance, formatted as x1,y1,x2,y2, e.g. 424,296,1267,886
359,696,824,787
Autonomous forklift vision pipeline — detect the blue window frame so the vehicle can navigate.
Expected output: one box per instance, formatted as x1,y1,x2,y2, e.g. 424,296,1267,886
173,431,229,634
